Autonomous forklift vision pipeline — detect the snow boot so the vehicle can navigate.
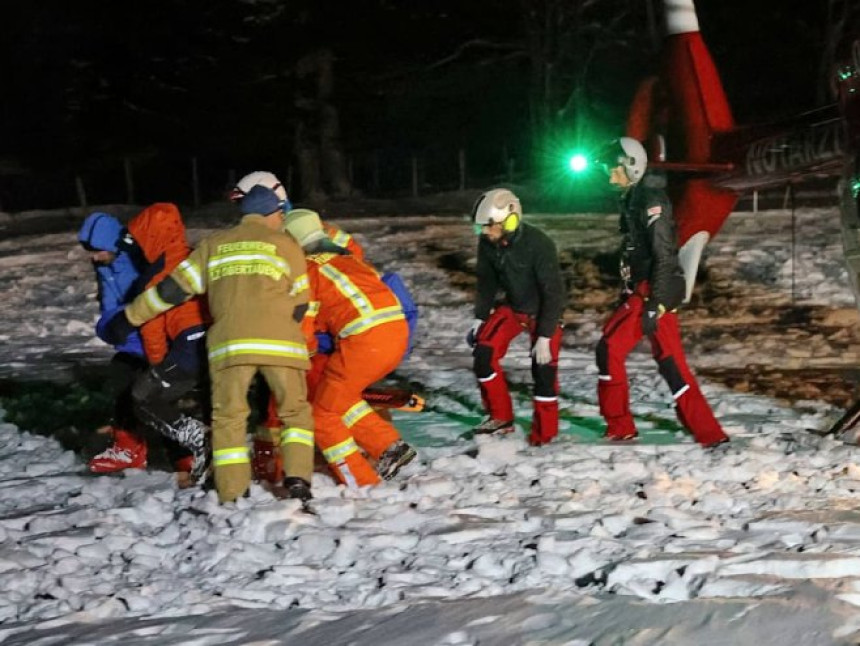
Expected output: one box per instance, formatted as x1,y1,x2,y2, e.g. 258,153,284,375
88,429,148,473
376,440,417,480
169,415,211,483
472,417,514,436
251,438,284,484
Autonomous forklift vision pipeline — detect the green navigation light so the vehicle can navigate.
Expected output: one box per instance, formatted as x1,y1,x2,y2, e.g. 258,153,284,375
568,154,588,173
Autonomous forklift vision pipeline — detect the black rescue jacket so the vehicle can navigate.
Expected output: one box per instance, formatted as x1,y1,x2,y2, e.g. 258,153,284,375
619,178,686,311
475,222,565,338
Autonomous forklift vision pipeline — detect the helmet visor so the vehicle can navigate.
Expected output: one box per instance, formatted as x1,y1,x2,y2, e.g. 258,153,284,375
593,140,626,176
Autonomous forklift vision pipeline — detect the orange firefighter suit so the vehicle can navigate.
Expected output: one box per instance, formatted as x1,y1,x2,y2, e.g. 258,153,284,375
303,250,408,487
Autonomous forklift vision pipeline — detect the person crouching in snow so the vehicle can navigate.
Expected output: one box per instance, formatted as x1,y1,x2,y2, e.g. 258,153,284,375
468,189,565,446
124,203,212,484
78,212,149,472
103,185,315,504
284,208,417,487
594,137,728,447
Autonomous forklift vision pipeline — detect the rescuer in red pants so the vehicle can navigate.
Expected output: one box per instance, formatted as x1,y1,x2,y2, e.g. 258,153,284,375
595,137,728,447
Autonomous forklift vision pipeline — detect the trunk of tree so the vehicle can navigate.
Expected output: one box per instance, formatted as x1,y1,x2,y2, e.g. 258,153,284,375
294,48,352,201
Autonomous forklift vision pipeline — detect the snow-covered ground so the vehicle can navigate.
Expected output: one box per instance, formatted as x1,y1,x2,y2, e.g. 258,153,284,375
3,206,860,644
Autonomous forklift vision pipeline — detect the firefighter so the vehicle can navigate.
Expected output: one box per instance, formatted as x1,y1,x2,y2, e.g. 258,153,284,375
468,189,565,446
595,136,729,447
229,170,365,259
104,185,315,503
284,208,416,487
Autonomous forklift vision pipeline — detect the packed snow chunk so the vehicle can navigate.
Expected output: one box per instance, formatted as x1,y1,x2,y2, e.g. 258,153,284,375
235,500,315,542
79,597,127,620
719,555,860,578
430,454,481,477
410,474,461,498
474,435,521,469
537,551,570,576
697,578,790,598
315,498,357,527
293,532,338,562
567,549,616,581
0,548,46,573
109,496,174,529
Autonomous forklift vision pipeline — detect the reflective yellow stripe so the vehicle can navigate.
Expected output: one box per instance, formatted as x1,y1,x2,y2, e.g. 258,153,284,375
209,339,309,363
213,446,250,466
322,437,360,463
290,273,309,296
331,230,352,247
207,252,289,282
143,285,172,315
281,427,314,447
339,306,405,338
307,301,320,315
342,401,373,428
177,259,204,293
320,264,373,313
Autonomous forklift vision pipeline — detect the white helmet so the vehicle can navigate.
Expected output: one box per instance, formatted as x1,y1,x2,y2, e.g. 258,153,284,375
597,137,648,184
472,188,522,232
230,171,288,203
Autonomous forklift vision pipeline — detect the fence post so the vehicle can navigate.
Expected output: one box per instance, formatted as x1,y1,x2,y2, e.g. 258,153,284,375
411,155,419,197
191,157,200,208
124,157,135,205
752,190,758,213
75,175,88,209
458,148,466,191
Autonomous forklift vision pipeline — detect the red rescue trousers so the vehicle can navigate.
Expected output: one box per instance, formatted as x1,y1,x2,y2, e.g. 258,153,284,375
473,305,563,444
596,287,727,446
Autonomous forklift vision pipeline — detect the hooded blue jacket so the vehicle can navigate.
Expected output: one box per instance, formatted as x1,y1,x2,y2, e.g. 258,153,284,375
78,212,144,356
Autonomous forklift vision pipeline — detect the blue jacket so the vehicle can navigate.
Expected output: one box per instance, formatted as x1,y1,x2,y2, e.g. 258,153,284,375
78,212,144,356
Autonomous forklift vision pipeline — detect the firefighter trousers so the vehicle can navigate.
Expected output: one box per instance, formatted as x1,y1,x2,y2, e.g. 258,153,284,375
472,305,563,444
595,292,727,446
211,364,314,503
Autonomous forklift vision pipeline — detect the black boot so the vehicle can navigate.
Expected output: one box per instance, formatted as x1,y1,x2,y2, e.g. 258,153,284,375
282,476,312,502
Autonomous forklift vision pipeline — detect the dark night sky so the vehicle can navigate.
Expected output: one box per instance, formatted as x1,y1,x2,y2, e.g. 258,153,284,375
0,1,841,209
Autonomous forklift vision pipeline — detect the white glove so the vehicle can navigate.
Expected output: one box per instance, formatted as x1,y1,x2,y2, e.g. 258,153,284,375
532,336,552,365
466,318,484,348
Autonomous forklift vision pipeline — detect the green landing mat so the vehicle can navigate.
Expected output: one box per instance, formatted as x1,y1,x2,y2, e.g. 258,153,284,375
391,407,690,448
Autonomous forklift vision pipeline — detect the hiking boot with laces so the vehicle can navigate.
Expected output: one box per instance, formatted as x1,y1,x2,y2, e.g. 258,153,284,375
376,440,417,480
472,417,515,436
88,429,147,473
160,415,210,483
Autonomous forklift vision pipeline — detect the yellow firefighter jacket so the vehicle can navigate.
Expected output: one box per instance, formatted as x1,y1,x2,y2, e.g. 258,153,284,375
125,214,310,371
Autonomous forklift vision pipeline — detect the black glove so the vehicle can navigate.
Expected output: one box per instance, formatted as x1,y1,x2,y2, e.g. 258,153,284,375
103,309,135,346
640,301,663,337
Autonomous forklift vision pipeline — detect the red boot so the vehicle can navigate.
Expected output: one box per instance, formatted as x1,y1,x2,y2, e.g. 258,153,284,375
88,429,147,473
251,438,284,484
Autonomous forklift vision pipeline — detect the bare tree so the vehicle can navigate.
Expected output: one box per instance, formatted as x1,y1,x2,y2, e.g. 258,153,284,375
819,0,860,106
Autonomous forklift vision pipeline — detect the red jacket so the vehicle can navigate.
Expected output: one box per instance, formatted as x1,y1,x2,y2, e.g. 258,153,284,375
127,203,210,364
